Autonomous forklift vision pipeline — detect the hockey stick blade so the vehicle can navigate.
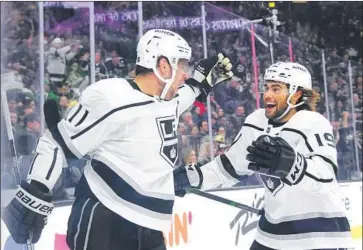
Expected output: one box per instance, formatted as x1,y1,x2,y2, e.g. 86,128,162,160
44,99,61,128
188,188,263,215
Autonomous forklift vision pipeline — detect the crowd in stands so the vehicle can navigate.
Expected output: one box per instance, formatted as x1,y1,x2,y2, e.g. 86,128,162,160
1,2,362,198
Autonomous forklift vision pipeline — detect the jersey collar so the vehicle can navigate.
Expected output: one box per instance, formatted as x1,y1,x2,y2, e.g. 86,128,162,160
127,79,155,98
268,119,286,127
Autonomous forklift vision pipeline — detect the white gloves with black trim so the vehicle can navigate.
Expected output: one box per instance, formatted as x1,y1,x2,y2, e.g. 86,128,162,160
246,135,307,185
186,53,233,101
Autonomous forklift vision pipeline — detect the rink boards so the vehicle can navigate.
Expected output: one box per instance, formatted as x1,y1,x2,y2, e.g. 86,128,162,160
1,181,362,250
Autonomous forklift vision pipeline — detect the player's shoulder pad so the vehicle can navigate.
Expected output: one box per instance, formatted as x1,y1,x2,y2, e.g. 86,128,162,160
243,109,268,129
78,79,113,114
287,110,333,133
85,78,154,110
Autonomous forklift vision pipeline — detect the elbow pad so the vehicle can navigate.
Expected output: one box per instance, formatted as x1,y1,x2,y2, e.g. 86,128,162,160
27,130,66,191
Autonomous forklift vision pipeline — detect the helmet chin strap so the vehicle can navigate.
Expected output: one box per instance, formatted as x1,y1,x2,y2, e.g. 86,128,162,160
152,65,176,100
272,92,306,122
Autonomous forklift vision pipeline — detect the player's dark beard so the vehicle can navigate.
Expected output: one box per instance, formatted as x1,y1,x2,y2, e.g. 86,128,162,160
270,97,290,122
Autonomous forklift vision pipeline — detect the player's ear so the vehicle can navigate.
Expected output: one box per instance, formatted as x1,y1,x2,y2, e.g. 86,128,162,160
157,57,171,78
291,90,303,105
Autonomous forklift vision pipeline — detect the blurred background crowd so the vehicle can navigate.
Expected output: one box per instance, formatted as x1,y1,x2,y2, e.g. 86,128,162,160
1,1,362,200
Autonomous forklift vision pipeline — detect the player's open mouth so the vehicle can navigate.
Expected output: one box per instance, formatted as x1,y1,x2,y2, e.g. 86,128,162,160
265,103,276,111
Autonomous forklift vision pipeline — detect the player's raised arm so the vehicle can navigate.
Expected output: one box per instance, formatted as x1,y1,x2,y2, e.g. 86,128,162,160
176,53,233,113
2,84,117,244
173,110,260,196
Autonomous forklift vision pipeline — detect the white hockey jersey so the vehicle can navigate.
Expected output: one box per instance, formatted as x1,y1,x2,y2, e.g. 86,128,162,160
198,109,353,250
28,78,200,231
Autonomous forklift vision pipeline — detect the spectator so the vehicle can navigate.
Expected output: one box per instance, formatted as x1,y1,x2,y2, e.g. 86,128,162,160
188,125,202,157
182,148,197,165
181,111,194,132
3,8,34,45
224,79,243,114
65,61,86,89
214,134,229,156
46,37,78,85
198,120,209,137
192,106,205,125
104,50,128,78
95,50,109,81
229,105,246,130
198,141,217,166
15,112,40,156
59,95,70,118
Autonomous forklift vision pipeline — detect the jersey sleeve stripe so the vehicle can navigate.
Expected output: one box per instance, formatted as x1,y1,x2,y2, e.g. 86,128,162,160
92,159,174,215
305,172,333,183
230,133,242,148
70,100,154,140
51,125,79,159
308,154,338,175
75,110,89,127
280,127,314,152
68,104,82,122
45,147,58,180
28,153,39,175
219,154,242,180
243,123,264,131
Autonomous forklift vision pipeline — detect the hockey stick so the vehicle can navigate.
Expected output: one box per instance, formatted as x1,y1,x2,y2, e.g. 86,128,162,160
1,91,21,185
188,188,263,215
1,91,35,250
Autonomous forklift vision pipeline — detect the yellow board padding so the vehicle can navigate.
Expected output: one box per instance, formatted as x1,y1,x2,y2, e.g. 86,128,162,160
351,225,362,239
268,2,275,8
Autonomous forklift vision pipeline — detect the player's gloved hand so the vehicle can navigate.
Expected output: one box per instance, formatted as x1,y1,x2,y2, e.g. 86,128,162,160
173,163,203,197
2,181,54,244
186,53,233,101
246,135,307,185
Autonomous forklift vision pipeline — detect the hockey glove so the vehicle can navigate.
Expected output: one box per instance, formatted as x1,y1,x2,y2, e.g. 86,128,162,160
2,181,53,244
173,163,203,197
246,135,307,185
186,53,233,102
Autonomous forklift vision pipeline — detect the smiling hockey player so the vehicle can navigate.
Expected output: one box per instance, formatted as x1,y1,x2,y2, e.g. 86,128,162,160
2,29,233,250
174,62,353,250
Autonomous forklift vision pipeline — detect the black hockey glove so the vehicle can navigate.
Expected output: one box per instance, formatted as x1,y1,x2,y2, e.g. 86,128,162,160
2,181,54,244
186,53,233,102
173,163,203,197
246,135,307,185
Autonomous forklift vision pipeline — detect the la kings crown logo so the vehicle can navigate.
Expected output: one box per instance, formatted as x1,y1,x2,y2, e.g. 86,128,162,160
156,116,178,167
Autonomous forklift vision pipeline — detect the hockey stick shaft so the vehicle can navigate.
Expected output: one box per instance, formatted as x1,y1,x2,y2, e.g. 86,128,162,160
188,188,263,215
1,91,21,184
1,91,34,250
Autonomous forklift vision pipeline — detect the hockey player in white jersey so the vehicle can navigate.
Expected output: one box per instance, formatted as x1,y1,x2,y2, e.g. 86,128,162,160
2,29,233,250
174,62,353,250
